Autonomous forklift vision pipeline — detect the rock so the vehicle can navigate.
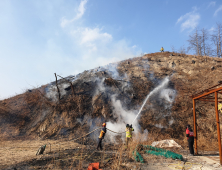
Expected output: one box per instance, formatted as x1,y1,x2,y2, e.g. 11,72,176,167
192,60,196,64
188,70,193,75
211,66,215,70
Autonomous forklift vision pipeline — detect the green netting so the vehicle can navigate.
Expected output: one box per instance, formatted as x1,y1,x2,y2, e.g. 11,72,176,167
144,145,183,160
144,145,166,152
132,145,183,163
132,150,144,163
145,149,183,160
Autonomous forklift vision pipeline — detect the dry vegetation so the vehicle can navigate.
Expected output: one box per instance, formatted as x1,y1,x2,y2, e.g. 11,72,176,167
0,52,222,169
0,133,188,169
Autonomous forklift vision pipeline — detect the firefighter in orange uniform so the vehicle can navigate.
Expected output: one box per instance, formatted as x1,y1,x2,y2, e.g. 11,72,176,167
186,124,194,155
97,123,106,150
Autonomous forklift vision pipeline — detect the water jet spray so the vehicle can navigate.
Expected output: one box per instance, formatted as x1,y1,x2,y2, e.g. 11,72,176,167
132,76,170,124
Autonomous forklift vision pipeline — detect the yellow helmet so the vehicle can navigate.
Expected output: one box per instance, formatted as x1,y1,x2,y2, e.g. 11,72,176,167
102,123,106,127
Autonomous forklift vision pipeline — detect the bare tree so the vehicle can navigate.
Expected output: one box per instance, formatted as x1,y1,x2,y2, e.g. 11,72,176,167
199,28,213,56
187,23,222,57
178,45,187,56
200,28,207,56
187,28,201,56
211,23,222,57
171,45,176,53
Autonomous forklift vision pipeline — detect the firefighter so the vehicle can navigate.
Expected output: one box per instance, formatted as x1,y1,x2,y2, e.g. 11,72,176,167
125,124,134,149
160,47,164,52
97,123,106,150
186,124,194,156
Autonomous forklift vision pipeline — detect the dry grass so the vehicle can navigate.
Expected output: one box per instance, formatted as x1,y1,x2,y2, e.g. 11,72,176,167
0,132,220,169
0,139,85,168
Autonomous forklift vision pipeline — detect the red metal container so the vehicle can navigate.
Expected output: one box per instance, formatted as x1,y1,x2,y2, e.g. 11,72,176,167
87,162,101,170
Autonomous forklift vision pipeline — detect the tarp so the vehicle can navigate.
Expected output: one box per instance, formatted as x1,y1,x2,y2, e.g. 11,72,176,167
151,139,182,148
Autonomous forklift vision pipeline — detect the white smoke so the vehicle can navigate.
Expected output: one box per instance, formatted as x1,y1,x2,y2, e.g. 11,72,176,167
159,89,176,103
105,76,177,143
46,83,70,102
104,63,120,79
93,78,106,97
92,64,141,142
94,62,129,81
155,124,167,128
132,76,170,124
80,61,177,143
105,96,139,142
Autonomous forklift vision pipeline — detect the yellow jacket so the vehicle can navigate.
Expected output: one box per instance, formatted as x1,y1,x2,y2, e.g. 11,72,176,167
99,127,106,139
125,127,134,138
160,47,164,51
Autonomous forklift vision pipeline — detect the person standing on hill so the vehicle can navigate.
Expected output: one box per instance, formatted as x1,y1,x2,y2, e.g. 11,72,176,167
186,124,194,156
97,123,106,150
125,124,134,149
160,47,164,52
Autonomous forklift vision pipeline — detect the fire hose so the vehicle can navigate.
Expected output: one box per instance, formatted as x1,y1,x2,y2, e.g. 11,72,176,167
71,127,125,142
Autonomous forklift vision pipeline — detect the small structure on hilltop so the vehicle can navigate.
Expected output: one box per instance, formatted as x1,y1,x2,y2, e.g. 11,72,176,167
191,82,222,164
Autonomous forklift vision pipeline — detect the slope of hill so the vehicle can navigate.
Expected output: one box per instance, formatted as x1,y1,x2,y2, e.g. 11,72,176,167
1,52,222,150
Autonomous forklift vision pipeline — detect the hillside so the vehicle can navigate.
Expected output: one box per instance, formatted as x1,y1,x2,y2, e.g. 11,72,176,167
1,52,222,149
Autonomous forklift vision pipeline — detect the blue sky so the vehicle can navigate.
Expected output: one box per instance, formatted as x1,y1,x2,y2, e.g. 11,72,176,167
0,0,222,99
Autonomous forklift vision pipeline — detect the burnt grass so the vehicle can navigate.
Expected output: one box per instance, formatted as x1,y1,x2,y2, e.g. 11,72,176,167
1,143,134,170
0,52,222,168
1,142,185,170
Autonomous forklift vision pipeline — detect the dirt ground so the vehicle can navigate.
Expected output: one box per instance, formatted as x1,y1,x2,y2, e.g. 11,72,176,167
0,139,222,170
